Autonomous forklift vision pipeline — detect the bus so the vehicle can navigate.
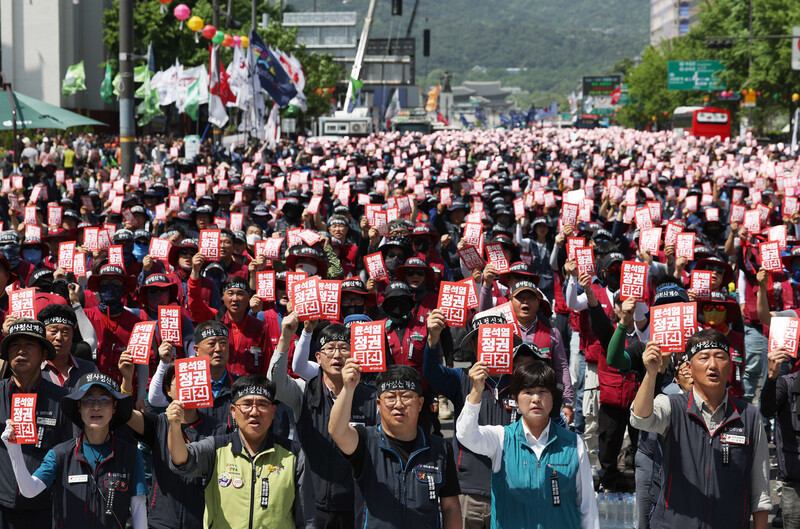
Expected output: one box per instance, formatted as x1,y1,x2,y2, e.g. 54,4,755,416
573,115,600,129
672,106,731,139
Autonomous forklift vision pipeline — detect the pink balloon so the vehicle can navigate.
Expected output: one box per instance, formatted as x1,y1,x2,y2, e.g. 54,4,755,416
174,4,190,21
233,36,241,47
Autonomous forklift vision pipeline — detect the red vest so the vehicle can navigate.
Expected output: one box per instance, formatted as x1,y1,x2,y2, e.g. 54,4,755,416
578,283,613,364
386,305,430,384
742,276,798,324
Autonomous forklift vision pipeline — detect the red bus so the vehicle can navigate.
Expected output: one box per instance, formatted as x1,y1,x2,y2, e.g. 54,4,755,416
672,106,731,139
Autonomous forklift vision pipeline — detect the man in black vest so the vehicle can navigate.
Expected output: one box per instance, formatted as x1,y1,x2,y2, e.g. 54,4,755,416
267,313,378,528
0,318,74,528
329,362,461,529
631,329,771,529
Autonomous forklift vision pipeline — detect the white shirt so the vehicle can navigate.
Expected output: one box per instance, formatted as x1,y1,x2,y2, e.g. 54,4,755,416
456,400,599,529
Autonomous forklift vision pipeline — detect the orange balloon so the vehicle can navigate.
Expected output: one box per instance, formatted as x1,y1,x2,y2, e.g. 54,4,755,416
222,33,233,47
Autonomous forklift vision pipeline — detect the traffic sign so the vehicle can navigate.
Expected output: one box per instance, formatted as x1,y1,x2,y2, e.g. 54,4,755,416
792,27,800,70
667,61,725,91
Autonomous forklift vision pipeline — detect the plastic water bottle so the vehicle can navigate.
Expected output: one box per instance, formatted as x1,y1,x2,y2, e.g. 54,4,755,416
607,493,617,529
597,492,607,529
628,492,637,528
615,492,625,529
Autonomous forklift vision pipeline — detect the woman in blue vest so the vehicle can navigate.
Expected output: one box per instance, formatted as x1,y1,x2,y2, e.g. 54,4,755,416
2,371,148,529
456,358,598,529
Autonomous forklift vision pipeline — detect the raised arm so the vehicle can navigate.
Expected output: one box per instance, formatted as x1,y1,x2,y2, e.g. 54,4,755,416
328,358,362,456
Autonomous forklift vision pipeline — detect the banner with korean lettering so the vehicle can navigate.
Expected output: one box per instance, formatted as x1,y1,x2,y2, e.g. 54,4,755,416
59,241,76,272
351,321,386,373
458,246,485,271
158,306,182,344
127,321,157,365
620,261,647,301
575,247,595,276
291,276,322,321
364,252,388,282
10,394,37,444
256,271,276,301
759,241,783,272
175,357,214,408
255,238,283,261
437,281,469,327
650,302,697,353
319,280,342,321
690,270,713,300
769,317,800,358
675,233,695,261
9,288,36,318
485,243,510,274
149,238,171,262
477,324,515,374
199,230,221,261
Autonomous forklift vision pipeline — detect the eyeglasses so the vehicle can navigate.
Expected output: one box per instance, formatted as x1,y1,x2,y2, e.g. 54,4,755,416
381,392,417,407
319,345,350,355
80,396,113,408
703,303,728,312
234,399,273,414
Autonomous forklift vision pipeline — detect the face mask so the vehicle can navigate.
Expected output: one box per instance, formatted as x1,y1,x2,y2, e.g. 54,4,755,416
413,238,430,253
605,273,621,293
246,233,262,246
0,244,20,269
98,283,125,314
22,248,42,266
133,243,149,260
703,308,727,327
296,263,318,275
341,304,365,318
384,255,404,274
386,299,413,325
147,290,169,308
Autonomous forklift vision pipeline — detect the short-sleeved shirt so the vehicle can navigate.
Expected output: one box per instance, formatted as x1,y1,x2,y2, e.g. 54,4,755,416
34,439,148,496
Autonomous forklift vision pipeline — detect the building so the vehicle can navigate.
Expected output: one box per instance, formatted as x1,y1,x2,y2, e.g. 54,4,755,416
650,0,700,46
1,0,113,113
282,11,358,59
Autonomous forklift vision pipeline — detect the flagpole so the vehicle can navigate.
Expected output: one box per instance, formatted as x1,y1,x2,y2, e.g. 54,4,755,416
343,0,377,113
119,0,135,176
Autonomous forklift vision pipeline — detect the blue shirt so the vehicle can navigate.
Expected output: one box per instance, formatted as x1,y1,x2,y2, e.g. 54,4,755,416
34,439,148,497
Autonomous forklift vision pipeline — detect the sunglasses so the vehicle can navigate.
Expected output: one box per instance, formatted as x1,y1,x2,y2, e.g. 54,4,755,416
405,269,425,277
702,303,728,312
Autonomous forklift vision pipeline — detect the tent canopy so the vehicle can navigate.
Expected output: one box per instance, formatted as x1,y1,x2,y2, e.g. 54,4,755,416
0,89,106,130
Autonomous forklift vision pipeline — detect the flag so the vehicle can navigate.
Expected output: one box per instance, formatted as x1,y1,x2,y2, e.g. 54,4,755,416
100,61,114,104
384,88,401,126
425,84,440,112
792,108,800,155
499,115,511,127
250,31,298,107
437,111,449,126
175,65,208,115
460,113,469,128
350,77,363,93
583,96,595,113
475,107,486,123
209,46,232,128
151,61,180,106
347,77,363,113
62,61,86,96
276,48,307,112
136,69,163,126
610,85,621,105
265,102,281,150
568,91,578,115
185,78,200,121
134,64,149,83
227,45,251,110
525,105,536,124
239,43,266,140
147,42,156,73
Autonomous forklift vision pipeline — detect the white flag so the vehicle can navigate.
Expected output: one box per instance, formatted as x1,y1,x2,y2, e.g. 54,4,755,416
208,47,229,128
265,102,281,150
384,89,401,124
226,45,251,110
151,60,181,106
175,65,208,115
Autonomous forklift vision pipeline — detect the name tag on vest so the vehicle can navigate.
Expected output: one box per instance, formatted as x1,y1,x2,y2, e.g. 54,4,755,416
36,417,56,427
68,475,88,484
721,433,748,445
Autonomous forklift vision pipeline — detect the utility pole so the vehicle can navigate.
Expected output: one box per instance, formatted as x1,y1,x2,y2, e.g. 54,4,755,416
119,0,135,177
212,0,220,146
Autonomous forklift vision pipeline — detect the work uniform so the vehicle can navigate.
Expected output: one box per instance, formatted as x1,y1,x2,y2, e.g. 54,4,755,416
170,430,314,529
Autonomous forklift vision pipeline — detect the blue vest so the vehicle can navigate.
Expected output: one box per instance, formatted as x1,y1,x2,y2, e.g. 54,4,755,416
354,425,450,529
491,420,581,529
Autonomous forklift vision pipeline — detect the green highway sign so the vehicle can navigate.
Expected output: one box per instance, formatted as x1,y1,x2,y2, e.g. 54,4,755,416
667,61,725,91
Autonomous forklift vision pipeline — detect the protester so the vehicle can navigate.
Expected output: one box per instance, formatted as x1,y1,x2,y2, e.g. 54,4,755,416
457,360,598,528
168,374,314,528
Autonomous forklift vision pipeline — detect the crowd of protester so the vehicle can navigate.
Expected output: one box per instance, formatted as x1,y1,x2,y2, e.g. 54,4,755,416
0,126,795,529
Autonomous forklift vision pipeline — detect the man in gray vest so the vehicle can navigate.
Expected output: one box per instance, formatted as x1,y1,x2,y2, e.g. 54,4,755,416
631,329,771,529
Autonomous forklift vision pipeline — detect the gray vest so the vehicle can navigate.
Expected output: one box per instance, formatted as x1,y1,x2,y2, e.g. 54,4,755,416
651,391,759,529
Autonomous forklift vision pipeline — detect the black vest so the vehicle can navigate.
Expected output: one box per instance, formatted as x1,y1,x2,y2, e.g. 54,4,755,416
354,425,450,529
772,372,800,481
0,378,72,511
50,434,140,529
148,413,225,529
652,391,759,529
297,372,377,512
451,370,515,497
